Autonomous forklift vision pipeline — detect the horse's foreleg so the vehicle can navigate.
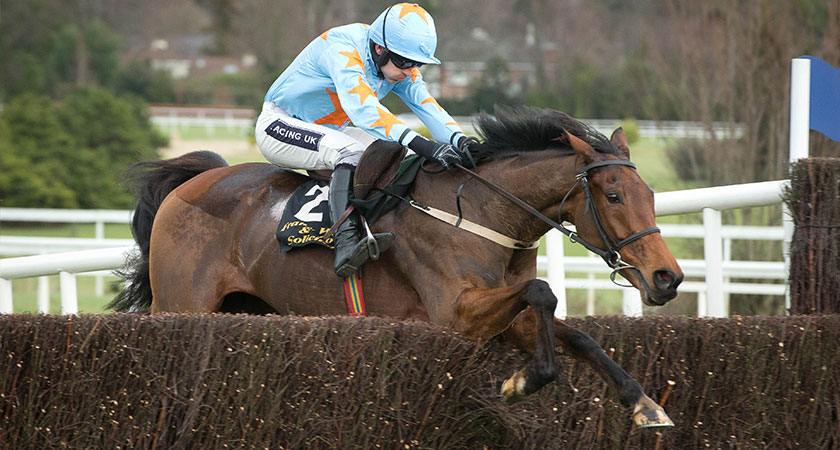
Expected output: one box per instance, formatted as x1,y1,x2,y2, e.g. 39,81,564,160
502,311,673,428
453,279,558,403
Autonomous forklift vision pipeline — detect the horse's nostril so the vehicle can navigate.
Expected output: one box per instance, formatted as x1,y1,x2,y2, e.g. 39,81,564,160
653,269,680,291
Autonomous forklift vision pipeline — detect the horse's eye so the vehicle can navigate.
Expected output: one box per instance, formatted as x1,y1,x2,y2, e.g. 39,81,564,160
606,192,622,204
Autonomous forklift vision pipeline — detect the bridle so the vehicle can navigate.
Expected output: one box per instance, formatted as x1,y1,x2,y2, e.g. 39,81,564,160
455,159,661,285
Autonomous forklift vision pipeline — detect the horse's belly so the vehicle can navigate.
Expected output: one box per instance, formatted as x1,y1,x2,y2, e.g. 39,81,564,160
255,247,427,320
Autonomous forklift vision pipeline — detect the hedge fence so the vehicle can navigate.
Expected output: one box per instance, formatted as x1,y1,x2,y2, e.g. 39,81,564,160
1,314,838,449
785,157,840,314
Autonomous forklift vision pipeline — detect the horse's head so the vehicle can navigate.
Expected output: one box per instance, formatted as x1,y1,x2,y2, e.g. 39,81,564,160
562,129,683,305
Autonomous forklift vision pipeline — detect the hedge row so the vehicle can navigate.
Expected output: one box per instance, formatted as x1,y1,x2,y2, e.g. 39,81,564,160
1,314,838,449
786,157,840,314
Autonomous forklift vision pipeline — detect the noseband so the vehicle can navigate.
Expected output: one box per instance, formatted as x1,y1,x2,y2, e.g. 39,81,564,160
456,160,660,285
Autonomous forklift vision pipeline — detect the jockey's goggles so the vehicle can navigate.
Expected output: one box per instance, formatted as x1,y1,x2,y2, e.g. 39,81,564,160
389,52,424,69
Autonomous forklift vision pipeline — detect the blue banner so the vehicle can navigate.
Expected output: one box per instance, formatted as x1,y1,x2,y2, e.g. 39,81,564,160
803,56,840,142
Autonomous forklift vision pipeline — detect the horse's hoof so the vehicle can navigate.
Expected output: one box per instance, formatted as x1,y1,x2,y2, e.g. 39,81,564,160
632,395,674,429
500,369,528,404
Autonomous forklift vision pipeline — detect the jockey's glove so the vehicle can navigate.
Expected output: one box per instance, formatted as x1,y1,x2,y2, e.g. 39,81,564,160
456,136,479,170
430,144,464,170
457,135,478,153
408,136,464,170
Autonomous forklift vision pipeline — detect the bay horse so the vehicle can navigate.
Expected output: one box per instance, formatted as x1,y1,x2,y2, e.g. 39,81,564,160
110,106,683,428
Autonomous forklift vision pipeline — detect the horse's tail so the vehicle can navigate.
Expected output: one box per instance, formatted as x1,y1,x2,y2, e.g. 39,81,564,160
108,151,229,312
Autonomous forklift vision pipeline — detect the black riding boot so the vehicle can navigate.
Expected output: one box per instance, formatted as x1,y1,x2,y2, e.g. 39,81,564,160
329,165,395,278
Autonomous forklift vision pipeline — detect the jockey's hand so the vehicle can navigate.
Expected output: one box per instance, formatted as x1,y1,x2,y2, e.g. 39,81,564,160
430,143,464,170
458,136,478,154
457,136,479,169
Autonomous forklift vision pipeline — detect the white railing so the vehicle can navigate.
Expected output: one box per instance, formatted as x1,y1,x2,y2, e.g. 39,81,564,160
0,207,133,299
0,236,135,255
0,246,134,314
538,225,785,318
1,179,788,316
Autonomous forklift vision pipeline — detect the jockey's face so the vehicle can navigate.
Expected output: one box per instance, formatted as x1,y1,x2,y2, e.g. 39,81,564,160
374,44,414,83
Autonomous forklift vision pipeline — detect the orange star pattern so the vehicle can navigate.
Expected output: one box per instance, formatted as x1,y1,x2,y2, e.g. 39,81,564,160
398,3,430,23
371,107,404,137
348,76,376,104
410,68,421,82
421,96,443,111
446,122,464,132
314,88,350,127
338,49,364,69
319,28,332,40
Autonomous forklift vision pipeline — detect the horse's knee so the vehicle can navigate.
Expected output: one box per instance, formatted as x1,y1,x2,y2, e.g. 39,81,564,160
522,279,557,312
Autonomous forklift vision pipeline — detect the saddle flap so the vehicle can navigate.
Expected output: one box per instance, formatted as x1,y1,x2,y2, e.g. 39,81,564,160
353,140,407,199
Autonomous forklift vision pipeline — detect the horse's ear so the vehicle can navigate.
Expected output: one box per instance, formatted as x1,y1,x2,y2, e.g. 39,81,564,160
565,131,598,164
610,127,631,159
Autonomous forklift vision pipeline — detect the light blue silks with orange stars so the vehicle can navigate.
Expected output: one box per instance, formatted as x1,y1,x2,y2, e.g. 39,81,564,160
263,3,465,148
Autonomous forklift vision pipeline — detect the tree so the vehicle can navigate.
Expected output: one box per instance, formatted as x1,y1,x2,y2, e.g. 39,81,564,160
0,88,165,209
0,121,76,208
84,20,122,88
656,0,840,186
468,56,520,113
57,87,165,208
115,61,177,104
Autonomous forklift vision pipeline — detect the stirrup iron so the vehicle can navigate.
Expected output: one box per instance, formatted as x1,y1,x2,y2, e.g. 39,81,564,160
361,217,380,260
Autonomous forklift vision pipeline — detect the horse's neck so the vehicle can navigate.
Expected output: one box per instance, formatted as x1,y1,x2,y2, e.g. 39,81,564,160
494,153,581,240
426,152,579,243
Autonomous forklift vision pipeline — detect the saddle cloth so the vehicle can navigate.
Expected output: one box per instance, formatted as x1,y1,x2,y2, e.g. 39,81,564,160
275,179,335,252
275,140,423,252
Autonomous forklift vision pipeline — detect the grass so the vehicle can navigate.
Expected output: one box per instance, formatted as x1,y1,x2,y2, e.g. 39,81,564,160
9,275,122,314
0,222,132,239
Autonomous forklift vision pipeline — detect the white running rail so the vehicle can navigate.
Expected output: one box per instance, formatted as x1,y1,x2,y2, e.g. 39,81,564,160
1,180,789,316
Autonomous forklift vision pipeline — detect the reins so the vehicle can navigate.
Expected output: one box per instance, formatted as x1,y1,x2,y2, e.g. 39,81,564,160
451,160,661,285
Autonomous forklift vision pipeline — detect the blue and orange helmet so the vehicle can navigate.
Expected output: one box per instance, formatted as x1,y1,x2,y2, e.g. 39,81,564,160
368,3,441,66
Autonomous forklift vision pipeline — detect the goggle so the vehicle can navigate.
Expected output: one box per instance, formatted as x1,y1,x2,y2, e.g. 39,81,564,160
389,52,424,69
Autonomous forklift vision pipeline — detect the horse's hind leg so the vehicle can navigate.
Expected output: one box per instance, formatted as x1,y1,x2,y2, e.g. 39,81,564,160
148,196,241,313
502,312,673,428
453,279,558,403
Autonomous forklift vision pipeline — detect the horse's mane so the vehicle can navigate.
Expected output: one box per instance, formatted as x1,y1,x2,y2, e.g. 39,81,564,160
470,105,620,162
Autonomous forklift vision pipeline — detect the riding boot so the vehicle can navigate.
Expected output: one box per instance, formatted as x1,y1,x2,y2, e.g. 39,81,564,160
329,164,395,278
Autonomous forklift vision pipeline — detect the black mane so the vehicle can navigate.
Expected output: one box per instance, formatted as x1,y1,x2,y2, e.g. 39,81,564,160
469,105,620,162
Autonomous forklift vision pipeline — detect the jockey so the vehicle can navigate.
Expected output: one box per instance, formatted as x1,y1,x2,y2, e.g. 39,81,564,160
256,3,473,278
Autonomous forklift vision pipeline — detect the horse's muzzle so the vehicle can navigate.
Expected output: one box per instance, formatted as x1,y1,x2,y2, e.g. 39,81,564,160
642,268,683,306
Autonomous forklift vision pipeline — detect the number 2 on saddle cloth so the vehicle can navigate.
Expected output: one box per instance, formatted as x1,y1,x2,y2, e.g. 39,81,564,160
274,143,423,316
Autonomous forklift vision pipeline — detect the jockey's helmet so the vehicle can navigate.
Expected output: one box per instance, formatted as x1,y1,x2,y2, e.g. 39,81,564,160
368,3,441,67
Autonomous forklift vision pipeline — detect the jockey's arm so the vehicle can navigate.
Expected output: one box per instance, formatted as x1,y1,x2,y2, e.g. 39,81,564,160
320,44,420,148
392,69,468,148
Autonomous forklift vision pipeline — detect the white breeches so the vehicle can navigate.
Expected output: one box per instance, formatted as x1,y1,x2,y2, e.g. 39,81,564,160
255,102,375,170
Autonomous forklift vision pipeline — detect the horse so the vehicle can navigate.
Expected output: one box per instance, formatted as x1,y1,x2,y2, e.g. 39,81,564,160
109,106,683,428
